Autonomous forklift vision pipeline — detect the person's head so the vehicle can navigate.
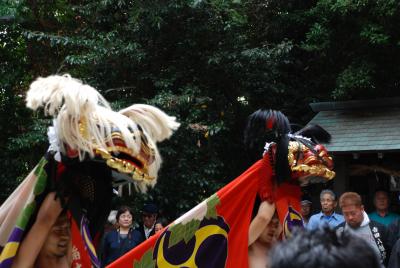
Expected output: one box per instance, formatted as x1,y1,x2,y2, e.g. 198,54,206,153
319,189,336,215
269,227,381,268
339,192,364,228
142,203,158,228
258,213,282,246
374,190,389,212
154,218,168,233
154,222,163,233
300,199,312,218
116,206,134,229
39,212,71,258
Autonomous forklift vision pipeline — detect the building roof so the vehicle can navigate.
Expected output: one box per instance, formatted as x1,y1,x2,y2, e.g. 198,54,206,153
309,98,400,153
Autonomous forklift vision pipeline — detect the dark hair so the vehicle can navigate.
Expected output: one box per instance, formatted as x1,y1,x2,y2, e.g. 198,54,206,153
244,109,291,184
374,189,389,198
244,109,332,185
269,227,381,268
156,217,168,227
116,205,133,222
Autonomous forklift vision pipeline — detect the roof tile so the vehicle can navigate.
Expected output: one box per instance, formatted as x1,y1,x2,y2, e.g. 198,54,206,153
309,108,400,153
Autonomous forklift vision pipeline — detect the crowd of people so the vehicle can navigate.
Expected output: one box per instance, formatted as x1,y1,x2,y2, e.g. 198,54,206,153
244,188,400,268
28,190,400,268
298,189,400,268
99,189,400,268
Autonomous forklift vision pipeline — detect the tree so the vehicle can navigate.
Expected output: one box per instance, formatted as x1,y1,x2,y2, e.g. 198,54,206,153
301,0,400,100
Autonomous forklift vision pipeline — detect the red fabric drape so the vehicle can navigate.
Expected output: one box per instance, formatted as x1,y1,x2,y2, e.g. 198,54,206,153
109,154,301,268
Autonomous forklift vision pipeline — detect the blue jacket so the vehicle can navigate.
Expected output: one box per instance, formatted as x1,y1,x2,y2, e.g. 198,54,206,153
101,228,144,266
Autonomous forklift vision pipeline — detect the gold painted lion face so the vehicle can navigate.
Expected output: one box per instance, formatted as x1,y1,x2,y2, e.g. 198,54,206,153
64,123,157,185
61,120,160,188
288,141,335,184
93,129,156,184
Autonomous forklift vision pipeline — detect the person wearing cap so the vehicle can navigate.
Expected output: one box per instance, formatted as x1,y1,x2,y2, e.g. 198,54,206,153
135,203,158,240
300,198,312,227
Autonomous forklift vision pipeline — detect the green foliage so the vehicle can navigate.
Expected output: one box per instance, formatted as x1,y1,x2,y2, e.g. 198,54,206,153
329,0,369,14
0,0,20,17
0,3,36,200
360,24,390,45
302,23,330,51
303,0,400,100
333,61,375,100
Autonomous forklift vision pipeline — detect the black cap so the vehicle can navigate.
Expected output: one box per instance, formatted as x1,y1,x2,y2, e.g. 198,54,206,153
142,203,158,214
301,195,312,205
301,199,312,205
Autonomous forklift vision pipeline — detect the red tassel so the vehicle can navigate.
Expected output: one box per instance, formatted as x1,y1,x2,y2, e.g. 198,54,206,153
266,117,275,130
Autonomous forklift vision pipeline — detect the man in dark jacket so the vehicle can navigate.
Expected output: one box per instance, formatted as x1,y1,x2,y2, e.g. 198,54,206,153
387,218,400,248
336,192,390,266
389,238,400,268
135,203,158,240
387,218,400,268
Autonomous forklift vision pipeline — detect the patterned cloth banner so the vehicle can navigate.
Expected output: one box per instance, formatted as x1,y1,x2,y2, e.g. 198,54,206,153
71,215,96,268
80,216,100,268
0,158,48,268
109,154,303,268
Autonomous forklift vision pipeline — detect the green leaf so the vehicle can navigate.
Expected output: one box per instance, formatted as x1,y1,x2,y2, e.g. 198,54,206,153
133,249,155,268
168,219,201,248
360,24,390,45
33,158,48,195
205,193,220,219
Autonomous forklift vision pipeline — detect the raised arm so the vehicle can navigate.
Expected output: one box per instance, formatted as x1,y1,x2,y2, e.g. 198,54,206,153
12,192,63,268
248,201,276,246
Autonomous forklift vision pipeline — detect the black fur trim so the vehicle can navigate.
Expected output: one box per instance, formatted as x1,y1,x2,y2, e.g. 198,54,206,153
295,124,331,143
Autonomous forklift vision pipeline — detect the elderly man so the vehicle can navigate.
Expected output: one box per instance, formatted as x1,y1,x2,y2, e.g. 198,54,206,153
369,190,400,226
135,203,158,240
307,189,344,229
336,192,390,265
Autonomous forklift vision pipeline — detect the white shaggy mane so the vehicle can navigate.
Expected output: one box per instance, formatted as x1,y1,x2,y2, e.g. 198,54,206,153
26,74,179,191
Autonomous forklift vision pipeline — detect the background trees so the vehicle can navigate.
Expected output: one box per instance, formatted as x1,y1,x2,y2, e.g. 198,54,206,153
1,0,399,219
